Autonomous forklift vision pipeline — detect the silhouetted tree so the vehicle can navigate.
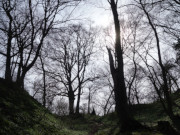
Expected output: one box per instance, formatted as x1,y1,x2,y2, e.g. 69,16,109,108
136,0,180,129
0,0,81,87
91,108,96,115
107,0,142,132
48,24,97,115
174,39,180,65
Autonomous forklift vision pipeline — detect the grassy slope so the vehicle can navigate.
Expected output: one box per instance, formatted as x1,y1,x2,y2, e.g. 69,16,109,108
95,91,180,135
133,91,180,124
0,79,86,135
0,78,179,135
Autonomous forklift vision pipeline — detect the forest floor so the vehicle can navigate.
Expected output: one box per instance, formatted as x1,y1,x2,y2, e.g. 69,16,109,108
0,78,180,135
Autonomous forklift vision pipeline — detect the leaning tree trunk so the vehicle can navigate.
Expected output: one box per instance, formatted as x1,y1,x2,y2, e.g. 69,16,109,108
108,0,142,132
75,87,81,114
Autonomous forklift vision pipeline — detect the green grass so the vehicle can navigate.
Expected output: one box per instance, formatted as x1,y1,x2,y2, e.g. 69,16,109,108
0,78,180,135
92,91,180,135
0,79,88,135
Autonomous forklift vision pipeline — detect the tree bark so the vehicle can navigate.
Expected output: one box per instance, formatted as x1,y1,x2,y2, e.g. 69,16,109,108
68,87,75,115
4,3,13,82
76,87,81,114
88,90,91,114
5,36,12,82
16,46,23,82
104,89,113,115
40,55,46,107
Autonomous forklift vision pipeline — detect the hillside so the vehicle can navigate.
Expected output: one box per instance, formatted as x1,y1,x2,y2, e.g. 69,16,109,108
0,79,87,135
0,78,180,135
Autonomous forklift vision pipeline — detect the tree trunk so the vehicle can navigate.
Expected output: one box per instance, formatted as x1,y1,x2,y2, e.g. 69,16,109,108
88,90,91,114
42,69,46,107
128,50,137,105
135,88,140,105
40,55,46,107
109,0,129,122
5,16,13,82
5,45,12,82
104,89,113,115
76,87,81,114
68,90,75,115
16,47,23,82
16,72,25,89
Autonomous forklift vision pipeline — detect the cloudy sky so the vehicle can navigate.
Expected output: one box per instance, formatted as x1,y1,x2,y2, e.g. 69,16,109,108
70,0,131,27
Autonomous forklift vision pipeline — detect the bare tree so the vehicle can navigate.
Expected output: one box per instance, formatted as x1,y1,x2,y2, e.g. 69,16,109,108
55,98,69,116
136,0,180,129
0,0,81,87
47,24,97,115
106,0,142,132
0,0,25,81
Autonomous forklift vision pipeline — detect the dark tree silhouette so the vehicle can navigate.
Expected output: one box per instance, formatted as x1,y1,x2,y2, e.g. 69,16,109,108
107,0,142,132
138,0,178,123
47,24,97,115
0,0,81,87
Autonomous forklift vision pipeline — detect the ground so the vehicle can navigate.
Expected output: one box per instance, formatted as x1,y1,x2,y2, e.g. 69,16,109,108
0,78,180,135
